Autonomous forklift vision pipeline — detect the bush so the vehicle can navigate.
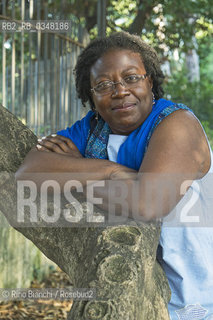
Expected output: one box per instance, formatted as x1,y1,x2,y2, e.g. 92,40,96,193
164,65,213,128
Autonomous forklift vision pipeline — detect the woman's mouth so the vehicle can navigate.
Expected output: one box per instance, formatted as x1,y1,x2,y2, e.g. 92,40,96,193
112,102,137,111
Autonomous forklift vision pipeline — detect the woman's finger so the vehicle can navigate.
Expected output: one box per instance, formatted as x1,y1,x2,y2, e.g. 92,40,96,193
46,134,79,151
37,139,66,154
36,144,52,152
38,137,70,153
55,135,79,151
38,135,80,153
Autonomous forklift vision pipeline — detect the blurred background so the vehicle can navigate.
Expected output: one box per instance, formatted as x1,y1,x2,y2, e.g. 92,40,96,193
0,0,212,138
0,1,212,318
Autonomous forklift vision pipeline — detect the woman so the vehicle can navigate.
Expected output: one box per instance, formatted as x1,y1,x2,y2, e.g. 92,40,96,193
16,32,213,319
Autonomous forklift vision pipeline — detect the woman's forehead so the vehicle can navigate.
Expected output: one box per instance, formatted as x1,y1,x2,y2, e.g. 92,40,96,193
90,49,145,79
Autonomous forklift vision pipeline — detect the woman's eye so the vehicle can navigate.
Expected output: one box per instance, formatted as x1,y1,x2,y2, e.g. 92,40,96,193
125,75,139,83
97,81,112,89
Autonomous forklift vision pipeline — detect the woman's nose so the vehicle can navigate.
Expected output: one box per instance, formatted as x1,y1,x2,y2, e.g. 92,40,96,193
111,82,130,98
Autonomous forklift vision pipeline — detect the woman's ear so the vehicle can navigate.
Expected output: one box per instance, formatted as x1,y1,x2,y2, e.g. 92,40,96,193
148,76,153,89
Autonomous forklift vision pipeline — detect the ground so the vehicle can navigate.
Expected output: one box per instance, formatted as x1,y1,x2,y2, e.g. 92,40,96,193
0,268,73,320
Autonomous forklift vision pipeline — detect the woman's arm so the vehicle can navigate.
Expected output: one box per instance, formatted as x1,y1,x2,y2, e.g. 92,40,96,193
89,110,210,221
15,135,136,187
16,110,210,222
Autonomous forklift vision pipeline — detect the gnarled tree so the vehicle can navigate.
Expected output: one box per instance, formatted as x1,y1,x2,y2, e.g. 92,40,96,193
0,104,170,319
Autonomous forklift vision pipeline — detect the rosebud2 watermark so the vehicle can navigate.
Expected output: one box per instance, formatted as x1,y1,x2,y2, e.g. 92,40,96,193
11,172,213,227
0,288,96,301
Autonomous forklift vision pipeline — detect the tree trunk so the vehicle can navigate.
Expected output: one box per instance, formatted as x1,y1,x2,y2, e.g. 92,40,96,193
127,0,157,35
0,104,170,319
186,41,200,82
185,19,200,82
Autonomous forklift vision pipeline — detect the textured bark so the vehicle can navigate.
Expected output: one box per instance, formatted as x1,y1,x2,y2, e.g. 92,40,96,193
0,104,170,319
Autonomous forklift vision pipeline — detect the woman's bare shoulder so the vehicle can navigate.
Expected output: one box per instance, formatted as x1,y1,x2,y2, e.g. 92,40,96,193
140,109,210,177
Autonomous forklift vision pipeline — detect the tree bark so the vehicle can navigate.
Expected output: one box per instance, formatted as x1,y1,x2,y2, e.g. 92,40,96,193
0,104,170,319
127,0,157,35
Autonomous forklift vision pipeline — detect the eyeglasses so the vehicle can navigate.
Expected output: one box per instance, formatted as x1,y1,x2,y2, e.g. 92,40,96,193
91,74,148,96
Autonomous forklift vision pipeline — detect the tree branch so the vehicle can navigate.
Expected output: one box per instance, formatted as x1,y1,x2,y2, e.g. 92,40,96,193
127,0,158,34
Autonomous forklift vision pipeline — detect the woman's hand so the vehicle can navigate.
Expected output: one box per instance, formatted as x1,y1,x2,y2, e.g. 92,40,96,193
37,134,82,158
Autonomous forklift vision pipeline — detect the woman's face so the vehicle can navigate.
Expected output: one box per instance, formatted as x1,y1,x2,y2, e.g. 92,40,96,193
90,49,153,135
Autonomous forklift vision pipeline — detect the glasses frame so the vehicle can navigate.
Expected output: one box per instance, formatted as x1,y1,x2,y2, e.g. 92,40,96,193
90,74,148,96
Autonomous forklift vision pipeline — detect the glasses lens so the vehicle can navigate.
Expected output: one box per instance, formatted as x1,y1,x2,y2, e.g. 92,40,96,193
93,75,147,96
95,82,113,95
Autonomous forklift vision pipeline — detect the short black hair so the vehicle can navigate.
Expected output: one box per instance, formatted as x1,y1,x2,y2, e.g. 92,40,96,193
74,31,165,109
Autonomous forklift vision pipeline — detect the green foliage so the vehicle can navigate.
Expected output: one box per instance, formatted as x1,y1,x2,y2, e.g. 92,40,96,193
107,0,137,32
1,0,212,54
198,40,213,80
164,34,213,127
201,121,213,148
105,0,213,54
164,68,213,122
164,73,213,149
165,72,212,119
